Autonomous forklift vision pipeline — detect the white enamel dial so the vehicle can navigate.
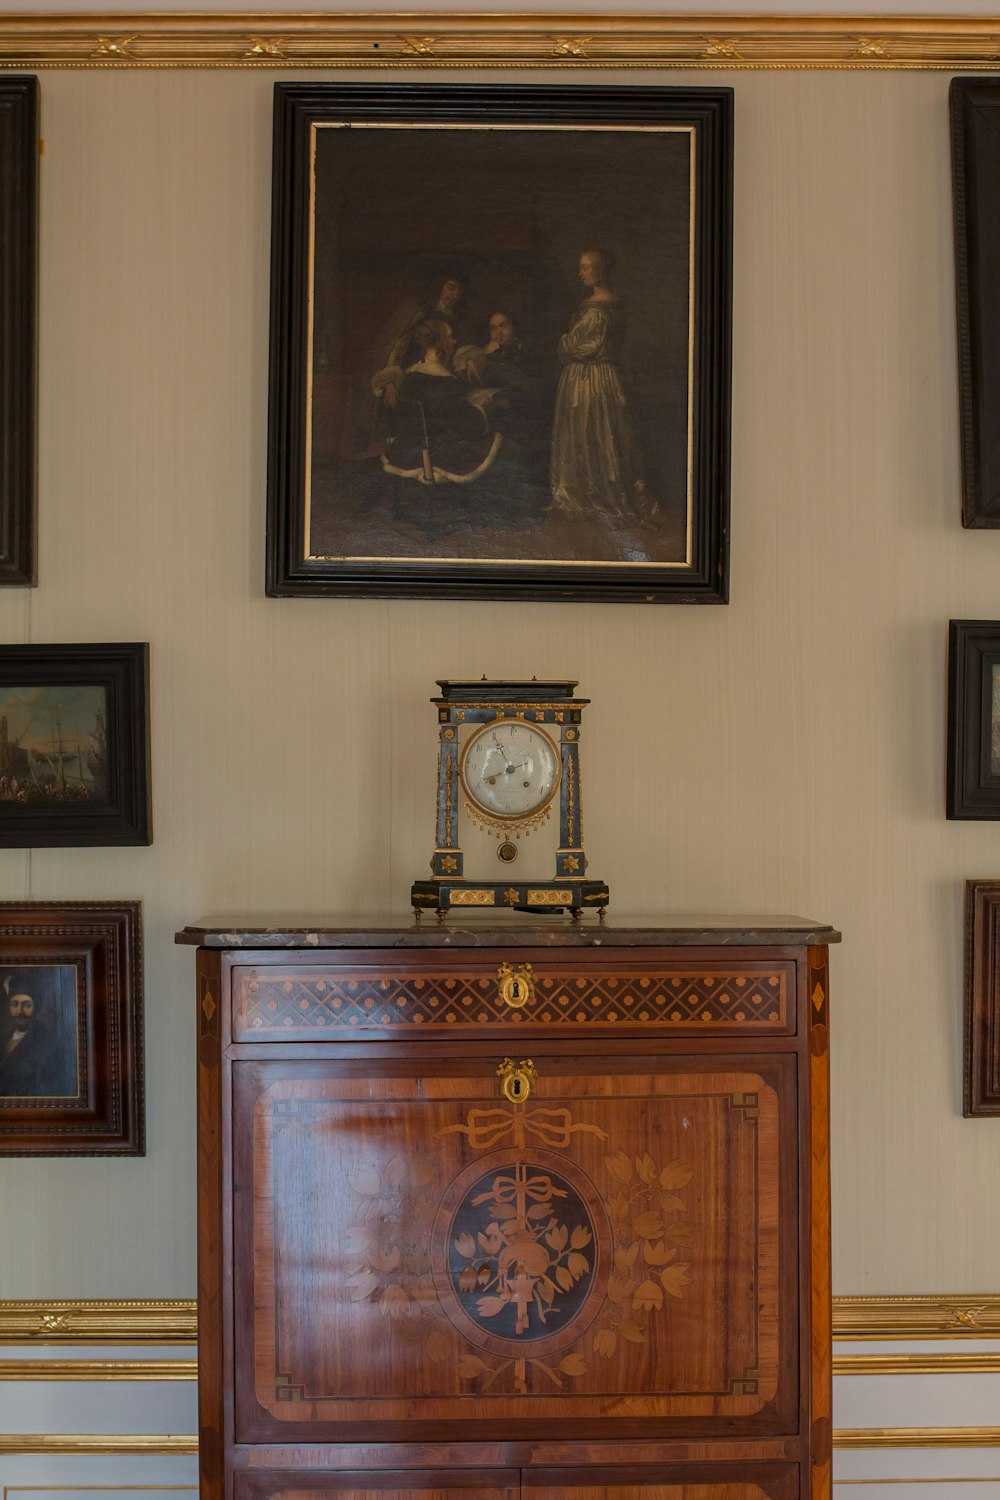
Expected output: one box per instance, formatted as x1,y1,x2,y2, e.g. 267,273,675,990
460,721,560,821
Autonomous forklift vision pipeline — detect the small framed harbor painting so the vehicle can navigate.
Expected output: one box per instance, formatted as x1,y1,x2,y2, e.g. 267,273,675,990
266,82,732,603
0,902,144,1155
0,643,150,847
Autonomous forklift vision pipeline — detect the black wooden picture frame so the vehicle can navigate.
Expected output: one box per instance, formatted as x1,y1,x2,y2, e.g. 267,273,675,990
0,77,38,585
0,901,144,1155
951,77,1000,528
0,643,151,846
946,620,1000,819
267,83,732,603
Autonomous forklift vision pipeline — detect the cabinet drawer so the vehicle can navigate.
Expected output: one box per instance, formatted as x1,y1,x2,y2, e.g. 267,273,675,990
234,1473,518,1500
524,1466,798,1499
231,953,793,1041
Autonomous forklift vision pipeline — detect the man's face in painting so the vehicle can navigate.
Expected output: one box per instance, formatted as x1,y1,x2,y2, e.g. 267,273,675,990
438,279,463,312
489,313,515,349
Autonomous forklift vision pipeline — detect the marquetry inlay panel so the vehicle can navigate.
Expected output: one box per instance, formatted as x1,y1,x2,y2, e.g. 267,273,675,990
232,964,790,1040
234,1056,791,1440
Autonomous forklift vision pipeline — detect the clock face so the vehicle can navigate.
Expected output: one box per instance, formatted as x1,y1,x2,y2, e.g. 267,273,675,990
460,722,560,821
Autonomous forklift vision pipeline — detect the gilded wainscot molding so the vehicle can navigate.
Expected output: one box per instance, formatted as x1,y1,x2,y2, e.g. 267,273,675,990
1,13,1000,70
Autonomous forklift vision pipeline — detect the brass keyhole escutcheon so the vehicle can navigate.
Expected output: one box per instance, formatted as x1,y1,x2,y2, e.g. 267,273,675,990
497,1057,537,1104
497,961,534,1009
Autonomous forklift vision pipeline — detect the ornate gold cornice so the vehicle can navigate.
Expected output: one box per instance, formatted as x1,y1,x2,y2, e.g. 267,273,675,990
0,13,998,71
0,1298,196,1343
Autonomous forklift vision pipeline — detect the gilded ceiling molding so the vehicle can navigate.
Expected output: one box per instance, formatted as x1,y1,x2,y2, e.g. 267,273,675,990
0,13,998,70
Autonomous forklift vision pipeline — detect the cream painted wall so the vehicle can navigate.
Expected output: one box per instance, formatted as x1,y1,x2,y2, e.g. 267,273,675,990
0,66,994,1299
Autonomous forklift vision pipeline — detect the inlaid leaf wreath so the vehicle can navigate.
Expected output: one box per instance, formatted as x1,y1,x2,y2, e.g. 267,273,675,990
345,1154,454,1363
596,1150,694,1358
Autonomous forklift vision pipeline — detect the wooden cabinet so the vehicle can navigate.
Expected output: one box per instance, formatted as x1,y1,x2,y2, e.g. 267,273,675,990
179,916,838,1500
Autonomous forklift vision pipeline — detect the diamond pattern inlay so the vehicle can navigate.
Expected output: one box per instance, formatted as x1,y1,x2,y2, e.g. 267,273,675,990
234,967,790,1037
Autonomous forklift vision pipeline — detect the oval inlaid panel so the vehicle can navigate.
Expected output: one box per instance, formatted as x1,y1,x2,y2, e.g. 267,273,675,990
432,1148,611,1359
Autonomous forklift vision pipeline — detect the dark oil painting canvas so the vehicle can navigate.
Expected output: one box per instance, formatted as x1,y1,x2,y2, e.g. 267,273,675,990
0,684,108,805
0,963,79,1099
268,86,732,602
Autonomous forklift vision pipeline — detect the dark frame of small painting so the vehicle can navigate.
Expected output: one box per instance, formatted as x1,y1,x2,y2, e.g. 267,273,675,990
267,82,732,603
947,621,1000,819
952,78,1000,529
0,901,144,1155
0,77,38,585
964,880,1000,1116
0,643,151,847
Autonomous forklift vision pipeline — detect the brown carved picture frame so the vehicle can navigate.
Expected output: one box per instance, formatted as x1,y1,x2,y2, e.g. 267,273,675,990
964,880,1000,1117
0,901,144,1154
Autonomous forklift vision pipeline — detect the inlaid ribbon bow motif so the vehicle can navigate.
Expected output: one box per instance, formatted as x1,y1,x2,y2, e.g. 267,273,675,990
437,1105,608,1151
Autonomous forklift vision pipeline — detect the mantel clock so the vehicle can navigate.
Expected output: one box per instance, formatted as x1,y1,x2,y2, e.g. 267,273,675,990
411,679,609,918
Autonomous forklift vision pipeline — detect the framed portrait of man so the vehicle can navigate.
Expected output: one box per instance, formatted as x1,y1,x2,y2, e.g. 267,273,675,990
0,902,144,1155
267,83,732,603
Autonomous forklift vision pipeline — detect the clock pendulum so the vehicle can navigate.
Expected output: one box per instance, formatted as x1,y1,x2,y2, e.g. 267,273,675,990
411,679,609,919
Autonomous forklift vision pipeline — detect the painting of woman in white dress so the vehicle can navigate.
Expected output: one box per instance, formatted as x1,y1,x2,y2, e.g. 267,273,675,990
549,249,656,530
284,90,732,599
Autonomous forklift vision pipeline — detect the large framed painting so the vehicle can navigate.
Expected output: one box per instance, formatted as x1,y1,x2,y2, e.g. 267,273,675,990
267,83,732,603
0,643,151,846
0,77,38,585
947,620,1000,818
952,78,1000,528
0,901,144,1155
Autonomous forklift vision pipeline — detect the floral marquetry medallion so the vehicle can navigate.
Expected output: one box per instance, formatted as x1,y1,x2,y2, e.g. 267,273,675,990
435,1155,606,1353
236,1056,794,1440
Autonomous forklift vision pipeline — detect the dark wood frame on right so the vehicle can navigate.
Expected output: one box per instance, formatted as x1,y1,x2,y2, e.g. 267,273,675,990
952,77,1000,528
947,620,1000,819
964,880,1000,1116
0,77,38,585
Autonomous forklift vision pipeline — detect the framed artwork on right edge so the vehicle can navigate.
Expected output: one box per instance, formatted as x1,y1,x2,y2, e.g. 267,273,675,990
952,77,1000,528
947,620,1000,819
964,880,1000,1116
0,76,38,584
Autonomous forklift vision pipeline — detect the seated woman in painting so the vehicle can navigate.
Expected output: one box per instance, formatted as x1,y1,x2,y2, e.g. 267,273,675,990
381,316,502,485
549,248,656,526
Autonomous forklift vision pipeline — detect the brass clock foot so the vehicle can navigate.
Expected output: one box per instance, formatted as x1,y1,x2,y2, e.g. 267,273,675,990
413,907,422,924
436,907,447,925
570,907,582,924
598,906,607,923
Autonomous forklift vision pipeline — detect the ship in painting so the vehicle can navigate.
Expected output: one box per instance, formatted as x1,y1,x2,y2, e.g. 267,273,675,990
0,708,107,803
